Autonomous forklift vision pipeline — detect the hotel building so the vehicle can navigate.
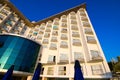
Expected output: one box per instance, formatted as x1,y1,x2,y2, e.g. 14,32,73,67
0,0,112,80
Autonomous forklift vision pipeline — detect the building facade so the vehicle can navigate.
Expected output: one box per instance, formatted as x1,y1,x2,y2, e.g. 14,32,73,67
0,0,112,80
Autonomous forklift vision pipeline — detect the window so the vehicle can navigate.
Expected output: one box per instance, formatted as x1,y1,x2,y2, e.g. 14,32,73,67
37,35,42,40
44,33,50,38
53,25,58,30
91,65,103,75
0,14,4,20
39,31,44,34
61,23,67,27
61,34,68,40
58,66,66,75
47,67,54,75
54,21,59,25
52,31,58,36
60,41,68,48
59,54,68,63
72,32,80,37
84,28,93,34
71,25,78,30
71,20,77,24
87,36,96,44
74,52,84,61
83,22,90,27
45,29,51,32
90,50,102,60
42,39,49,44
51,37,57,42
49,43,57,50
73,39,81,46
48,55,56,63
61,28,67,33
33,32,38,36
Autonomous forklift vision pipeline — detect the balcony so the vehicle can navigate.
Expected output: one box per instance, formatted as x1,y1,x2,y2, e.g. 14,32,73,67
47,55,56,64
37,35,42,40
45,29,51,32
4,7,11,11
40,26,45,30
61,34,68,40
61,28,67,33
47,24,52,28
61,19,67,22
51,37,57,42
87,36,97,44
84,28,93,35
60,41,68,48
72,32,80,37
81,17,88,21
83,22,91,27
89,50,103,62
61,15,67,18
71,20,77,24
71,25,78,30
54,18,59,21
0,9,9,16
52,31,58,36
0,14,4,20
44,33,50,38
70,11,76,15
80,12,86,16
42,39,49,44
61,23,67,27
70,15,76,19
54,21,59,25
73,39,81,46
49,43,57,50
33,32,38,36
53,25,58,30
47,67,54,75
39,31,44,34
58,54,69,64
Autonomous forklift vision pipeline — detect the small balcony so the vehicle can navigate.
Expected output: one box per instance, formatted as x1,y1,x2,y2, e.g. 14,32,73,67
4,7,11,11
61,19,67,22
87,36,97,44
61,15,67,18
47,24,52,28
53,25,58,30
61,34,68,40
49,43,57,50
72,32,80,37
71,26,78,30
40,26,45,30
60,41,68,48
71,20,77,24
80,12,86,16
44,33,50,38
0,14,4,20
61,23,67,27
37,35,42,40
39,31,44,34
42,39,49,44
70,15,76,19
51,37,57,42
54,21,59,25
81,17,88,21
83,22,91,27
45,29,51,32
52,31,58,36
84,28,93,35
73,39,81,46
61,28,67,33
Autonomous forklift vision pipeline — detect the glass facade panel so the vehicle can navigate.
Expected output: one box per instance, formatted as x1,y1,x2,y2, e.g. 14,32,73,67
0,35,41,73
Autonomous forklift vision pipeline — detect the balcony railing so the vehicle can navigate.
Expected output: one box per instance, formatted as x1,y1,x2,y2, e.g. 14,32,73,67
72,32,80,37
84,28,93,35
42,39,49,44
52,31,58,36
71,26,78,30
61,28,67,33
61,34,68,40
83,22,91,27
49,43,57,50
51,37,57,42
45,29,51,32
87,36,97,44
81,17,88,21
73,39,81,46
61,23,67,27
44,33,50,38
60,41,68,48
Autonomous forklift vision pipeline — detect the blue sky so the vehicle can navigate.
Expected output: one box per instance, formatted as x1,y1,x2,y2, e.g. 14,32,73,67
10,0,120,62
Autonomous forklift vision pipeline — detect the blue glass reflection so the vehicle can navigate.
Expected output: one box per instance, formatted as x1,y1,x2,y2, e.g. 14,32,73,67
0,35,41,73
